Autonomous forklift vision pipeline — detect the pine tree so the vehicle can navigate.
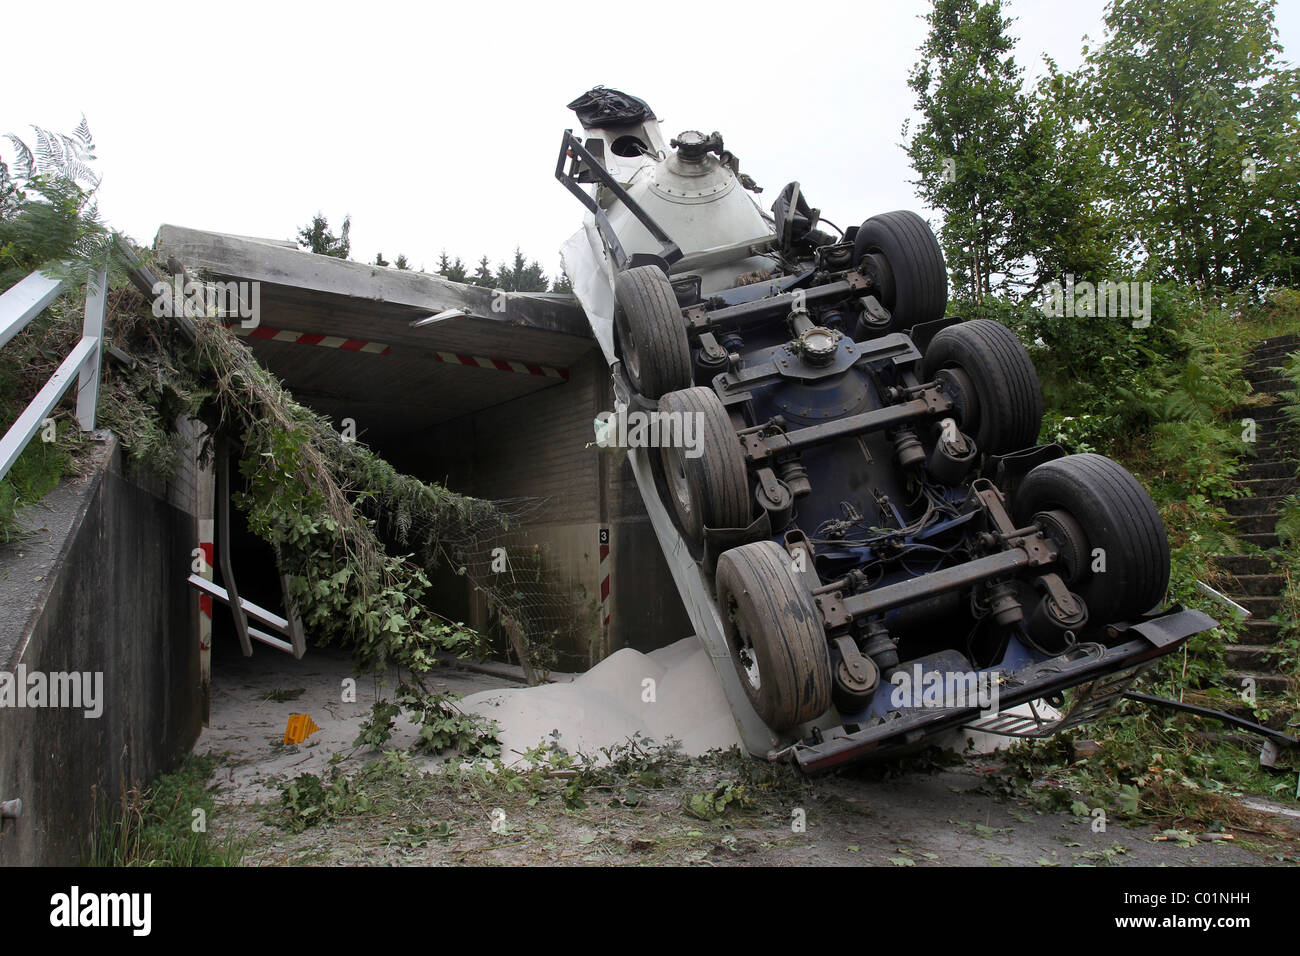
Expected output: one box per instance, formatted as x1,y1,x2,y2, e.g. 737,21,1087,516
297,213,351,259
494,247,549,292
436,252,469,283
470,255,494,287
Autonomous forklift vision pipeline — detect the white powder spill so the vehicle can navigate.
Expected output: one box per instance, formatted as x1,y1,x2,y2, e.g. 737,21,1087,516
460,635,1056,763
460,637,743,760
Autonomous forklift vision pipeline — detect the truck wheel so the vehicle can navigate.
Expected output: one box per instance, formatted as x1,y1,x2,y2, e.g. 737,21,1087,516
853,210,947,332
1012,453,1170,624
716,540,832,731
921,319,1042,456
657,387,750,546
614,266,692,399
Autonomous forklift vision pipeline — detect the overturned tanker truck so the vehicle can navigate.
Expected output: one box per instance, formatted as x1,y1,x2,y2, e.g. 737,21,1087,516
555,87,1217,772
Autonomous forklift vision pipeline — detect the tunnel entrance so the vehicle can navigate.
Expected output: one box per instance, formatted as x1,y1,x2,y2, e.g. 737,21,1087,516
161,225,691,677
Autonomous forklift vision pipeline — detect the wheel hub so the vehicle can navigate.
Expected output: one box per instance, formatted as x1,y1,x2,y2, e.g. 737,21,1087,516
798,326,840,367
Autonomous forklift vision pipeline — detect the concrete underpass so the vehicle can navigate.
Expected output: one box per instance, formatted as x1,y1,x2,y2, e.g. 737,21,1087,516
156,224,693,671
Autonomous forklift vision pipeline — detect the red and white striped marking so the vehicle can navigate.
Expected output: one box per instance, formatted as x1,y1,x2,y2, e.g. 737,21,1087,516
223,322,569,380
599,531,611,627
433,351,570,381
223,322,391,354
198,519,214,650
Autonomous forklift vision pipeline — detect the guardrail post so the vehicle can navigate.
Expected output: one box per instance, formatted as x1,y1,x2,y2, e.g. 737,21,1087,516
76,265,108,431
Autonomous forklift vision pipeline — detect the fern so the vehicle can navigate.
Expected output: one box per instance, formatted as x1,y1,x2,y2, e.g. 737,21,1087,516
0,118,107,288
1278,495,1300,547
3,133,34,181
73,114,95,154
1274,353,1300,546
4,116,99,191
1279,351,1300,434
395,499,412,543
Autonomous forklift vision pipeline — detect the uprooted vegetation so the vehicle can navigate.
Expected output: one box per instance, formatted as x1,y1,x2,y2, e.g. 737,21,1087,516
2,147,515,762
121,270,514,746
252,738,812,864
194,730,1295,866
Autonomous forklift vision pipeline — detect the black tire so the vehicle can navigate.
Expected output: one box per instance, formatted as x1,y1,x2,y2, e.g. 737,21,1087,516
658,387,750,545
614,266,692,399
716,540,832,731
1012,453,1170,624
853,210,947,331
921,319,1043,456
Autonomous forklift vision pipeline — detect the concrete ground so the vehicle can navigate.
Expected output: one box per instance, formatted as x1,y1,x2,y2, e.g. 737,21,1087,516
197,642,1300,867
195,643,515,803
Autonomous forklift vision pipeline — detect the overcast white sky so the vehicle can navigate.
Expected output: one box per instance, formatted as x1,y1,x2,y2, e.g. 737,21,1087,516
2,0,1296,282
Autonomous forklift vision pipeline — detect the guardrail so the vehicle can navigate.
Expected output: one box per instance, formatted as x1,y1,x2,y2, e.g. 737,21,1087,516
1,242,305,658
0,263,108,483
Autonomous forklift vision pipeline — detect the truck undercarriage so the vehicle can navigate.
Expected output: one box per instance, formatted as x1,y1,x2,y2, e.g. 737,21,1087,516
556,87,1218,771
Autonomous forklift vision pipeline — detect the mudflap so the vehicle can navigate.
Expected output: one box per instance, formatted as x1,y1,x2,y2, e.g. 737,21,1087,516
702,512,772,575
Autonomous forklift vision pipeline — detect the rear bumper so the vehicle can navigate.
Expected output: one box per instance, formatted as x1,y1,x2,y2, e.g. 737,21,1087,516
791,607,1218,773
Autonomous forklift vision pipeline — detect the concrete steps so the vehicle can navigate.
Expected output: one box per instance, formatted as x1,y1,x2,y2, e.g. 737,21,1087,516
1237,620,1282,645
1208,335,1298,706
1233,595,1283,617
1181,690,1290,722
1228,511,1279,534
1233,476,1298,498
1220,573,1286,595
1233,404,1289,420
1232,671,1293,697
1240,459,1298,481
1223,644,1286,670
1226,495,1291,515
1248,371,1289,390
1235,531,1281,549
1245,422,1292,444
1212,554,1275,575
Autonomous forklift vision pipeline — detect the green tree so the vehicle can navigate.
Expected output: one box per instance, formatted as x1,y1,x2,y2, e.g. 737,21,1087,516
1081,0,1300,288
551,272,573,294
436,251,468,283
437,248,554,289
470,255,494,287
373,251,389,267
904,0,1037,306
297,213,351,259
393,254,411,271
1012,61,1120,297
494,247,548,292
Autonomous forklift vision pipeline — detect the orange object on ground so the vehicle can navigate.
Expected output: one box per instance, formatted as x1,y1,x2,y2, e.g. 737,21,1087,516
283,713,321,745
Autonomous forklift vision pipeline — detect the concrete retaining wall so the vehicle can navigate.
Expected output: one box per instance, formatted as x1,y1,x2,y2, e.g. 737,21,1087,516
0,437,202,865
